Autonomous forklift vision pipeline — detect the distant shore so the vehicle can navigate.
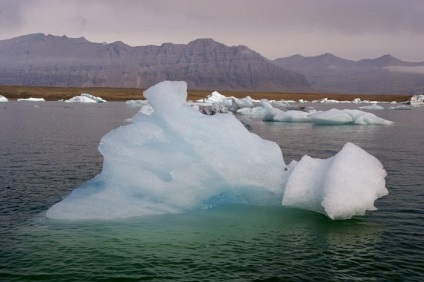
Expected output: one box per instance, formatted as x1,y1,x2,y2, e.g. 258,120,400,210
0,85,413,103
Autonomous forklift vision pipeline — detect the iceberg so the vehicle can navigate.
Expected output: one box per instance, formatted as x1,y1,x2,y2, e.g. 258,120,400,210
66,93,107,103
409,94,424,106
0,95,8,102
46,81,389,220
358,103,384,110
47,81,285,220
282,143,388,220
125,99,149,107
18,97,45,102
309,109,393,125
261,99,311,122
389,105,412,110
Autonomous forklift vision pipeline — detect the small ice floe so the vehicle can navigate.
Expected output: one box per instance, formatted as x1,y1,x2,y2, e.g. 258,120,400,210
389,105,412,110
408,94,424,106
17,97,45,102
309,109,393,125
358,103,384,110
66,93,106,103
126,100,149,107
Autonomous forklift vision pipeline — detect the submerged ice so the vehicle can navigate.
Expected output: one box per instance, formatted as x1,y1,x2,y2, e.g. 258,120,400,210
46,81,389,220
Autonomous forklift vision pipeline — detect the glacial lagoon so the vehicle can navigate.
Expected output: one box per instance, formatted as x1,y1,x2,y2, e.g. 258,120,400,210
0,98,423,280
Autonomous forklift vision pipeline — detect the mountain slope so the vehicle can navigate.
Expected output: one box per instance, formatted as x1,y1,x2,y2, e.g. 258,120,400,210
273,53,424,94
0,34,311,92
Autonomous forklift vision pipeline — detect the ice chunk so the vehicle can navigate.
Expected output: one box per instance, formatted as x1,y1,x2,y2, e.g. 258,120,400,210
46,81,285,220
282,143,388,220
17,97,45,102
66,93,106,103
0,95,8,102
126,99,148,107
260,99,312,122
66,96,97,103
309,109,393,125
389,105,412,110
409,94,424,106
359,103,384,110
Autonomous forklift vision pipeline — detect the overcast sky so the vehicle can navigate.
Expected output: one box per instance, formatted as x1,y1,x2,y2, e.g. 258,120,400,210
0,0,423,61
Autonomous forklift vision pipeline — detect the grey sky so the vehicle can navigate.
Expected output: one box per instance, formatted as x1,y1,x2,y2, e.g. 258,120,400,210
0,0,423,61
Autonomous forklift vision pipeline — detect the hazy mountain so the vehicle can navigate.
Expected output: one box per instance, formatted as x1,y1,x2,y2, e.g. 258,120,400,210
0,33,311,92
273,53,424,94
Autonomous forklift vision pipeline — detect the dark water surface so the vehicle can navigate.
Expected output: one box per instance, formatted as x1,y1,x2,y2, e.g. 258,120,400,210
0,102,423,281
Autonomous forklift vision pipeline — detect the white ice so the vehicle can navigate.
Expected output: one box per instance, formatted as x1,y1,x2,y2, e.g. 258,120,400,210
309,109,393,125
17,97,45,102
241,100,393,125
126,99,149,107
282,143,389,220
47,81,285,220
261,99,312,122
409,94,424,106
46,81,389,221
66,93,107,103
389,105,412,110
359,103,384,110
0,95,8,102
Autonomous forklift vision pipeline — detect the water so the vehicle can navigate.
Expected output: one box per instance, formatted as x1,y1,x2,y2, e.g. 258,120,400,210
0,101,423,281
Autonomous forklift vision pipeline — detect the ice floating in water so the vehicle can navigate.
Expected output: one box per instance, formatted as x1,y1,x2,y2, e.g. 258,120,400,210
66,93,106,103
389,105,412,110
282,143,388,220
18,97,45,102
409,94,424,106
261,99,312,122
309,109,393,125
358,103,384,110
125,99,149,107
0,95,8,102
46,81,389,220
47,81,285,220
238,100,393,125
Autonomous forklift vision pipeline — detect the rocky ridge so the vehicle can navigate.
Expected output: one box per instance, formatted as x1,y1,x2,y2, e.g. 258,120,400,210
0,34,311,92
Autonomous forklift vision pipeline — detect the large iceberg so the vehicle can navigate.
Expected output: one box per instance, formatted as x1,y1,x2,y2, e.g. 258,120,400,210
46,81,389,220
47,81,285,220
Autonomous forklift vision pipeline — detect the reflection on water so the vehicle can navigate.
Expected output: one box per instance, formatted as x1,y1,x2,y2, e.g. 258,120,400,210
3,206,386,281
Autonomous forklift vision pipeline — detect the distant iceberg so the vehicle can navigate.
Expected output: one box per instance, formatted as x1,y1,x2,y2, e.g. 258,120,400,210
409,94,424,106
238,99,393,125
18,97,45,102
359,103,384,110
309,109,393,125
389,105,412,110
46,81,389,221
0,95,8,102
66,93,106,103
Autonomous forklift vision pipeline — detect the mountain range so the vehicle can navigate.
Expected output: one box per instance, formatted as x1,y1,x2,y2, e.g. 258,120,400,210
0,33,423,94
0,33,310,92
272,53,424,94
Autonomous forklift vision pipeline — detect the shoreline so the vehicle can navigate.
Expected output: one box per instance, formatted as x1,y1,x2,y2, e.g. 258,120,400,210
0,85,413,103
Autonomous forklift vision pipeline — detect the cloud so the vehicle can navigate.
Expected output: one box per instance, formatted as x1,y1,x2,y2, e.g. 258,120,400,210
0,0,26,29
